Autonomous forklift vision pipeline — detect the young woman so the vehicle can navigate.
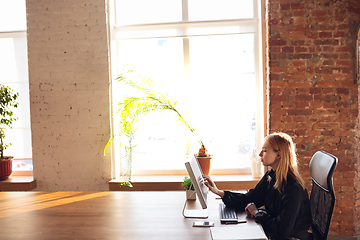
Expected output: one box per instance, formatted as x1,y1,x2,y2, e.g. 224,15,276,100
203,132,313,240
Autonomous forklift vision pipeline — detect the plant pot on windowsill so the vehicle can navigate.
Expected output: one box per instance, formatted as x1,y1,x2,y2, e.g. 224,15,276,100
0,156,13,181
196,145,212,176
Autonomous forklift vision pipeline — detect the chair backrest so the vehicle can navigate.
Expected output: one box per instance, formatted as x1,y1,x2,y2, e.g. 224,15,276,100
309,151,338,240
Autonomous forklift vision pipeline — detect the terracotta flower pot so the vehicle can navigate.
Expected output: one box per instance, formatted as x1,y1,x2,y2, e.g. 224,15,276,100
196,156,212,176
0,158,13,181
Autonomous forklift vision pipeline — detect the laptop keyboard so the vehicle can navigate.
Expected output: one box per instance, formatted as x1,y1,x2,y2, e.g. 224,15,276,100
219,203,238,222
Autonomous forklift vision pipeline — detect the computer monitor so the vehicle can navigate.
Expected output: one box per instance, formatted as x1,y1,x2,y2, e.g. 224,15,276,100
184,154,208,209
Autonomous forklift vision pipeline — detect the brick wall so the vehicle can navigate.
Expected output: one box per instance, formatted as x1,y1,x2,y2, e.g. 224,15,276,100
267,0,360,237
357,28,360,83
26,0,111,191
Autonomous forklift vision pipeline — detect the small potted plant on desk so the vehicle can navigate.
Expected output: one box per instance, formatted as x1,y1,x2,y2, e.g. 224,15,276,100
0,85,19,180
182,176,196,200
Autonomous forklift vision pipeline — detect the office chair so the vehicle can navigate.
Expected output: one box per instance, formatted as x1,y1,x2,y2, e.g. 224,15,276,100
309,151,338,240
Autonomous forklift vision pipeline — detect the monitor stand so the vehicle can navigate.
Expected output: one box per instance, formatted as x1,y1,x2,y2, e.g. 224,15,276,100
182,194,208,219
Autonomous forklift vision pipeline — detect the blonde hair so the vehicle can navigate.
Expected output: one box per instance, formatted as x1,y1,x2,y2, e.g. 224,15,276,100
264,132,306,193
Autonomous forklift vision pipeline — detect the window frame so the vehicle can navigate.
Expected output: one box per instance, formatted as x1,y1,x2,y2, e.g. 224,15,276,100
107,0,266,178
0,31,33,176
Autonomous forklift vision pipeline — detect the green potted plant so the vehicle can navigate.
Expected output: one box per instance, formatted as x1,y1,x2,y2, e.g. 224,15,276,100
181,176,196,200
0,84,19,180
104,69,210,186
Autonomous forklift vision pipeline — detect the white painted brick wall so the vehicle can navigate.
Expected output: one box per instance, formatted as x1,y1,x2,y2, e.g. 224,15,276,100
27,0,111,191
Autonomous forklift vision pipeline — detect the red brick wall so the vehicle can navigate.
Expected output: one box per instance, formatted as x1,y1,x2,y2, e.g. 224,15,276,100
267,0,360,237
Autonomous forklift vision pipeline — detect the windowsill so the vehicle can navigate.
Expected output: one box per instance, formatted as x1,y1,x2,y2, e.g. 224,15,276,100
0,175,36,191
109,174,260,191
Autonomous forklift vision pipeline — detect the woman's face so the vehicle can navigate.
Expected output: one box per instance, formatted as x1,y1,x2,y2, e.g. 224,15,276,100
259,141,280,170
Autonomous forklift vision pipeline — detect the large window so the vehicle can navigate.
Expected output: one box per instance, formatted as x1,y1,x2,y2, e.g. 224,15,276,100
0,0,33,173
109,0,264,176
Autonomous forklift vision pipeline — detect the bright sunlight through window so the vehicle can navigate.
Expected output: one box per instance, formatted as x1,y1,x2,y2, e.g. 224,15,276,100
0,0,33,172
110,0,264,175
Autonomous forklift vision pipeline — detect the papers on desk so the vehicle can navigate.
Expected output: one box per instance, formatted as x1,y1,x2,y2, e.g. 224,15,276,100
210,225,268,240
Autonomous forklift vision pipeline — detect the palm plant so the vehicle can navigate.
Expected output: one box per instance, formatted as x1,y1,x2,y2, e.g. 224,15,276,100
105,69,206,186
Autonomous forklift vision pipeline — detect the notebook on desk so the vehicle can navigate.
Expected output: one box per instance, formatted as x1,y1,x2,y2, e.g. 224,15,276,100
210,224,268,240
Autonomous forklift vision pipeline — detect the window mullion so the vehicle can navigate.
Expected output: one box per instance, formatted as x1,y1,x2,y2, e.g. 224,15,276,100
183,38,190,82
182,0,190,82
182,0,189,22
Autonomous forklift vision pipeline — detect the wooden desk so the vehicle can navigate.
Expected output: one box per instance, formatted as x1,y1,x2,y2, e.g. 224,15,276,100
0,191,266,240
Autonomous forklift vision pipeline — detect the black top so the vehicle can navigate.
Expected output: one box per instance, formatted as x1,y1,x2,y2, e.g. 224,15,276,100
222,169,312,240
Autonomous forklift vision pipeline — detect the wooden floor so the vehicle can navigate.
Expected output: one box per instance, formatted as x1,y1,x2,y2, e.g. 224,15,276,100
0,191,265,240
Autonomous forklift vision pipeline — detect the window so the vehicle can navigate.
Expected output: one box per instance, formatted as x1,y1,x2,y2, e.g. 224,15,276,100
109,0,264,176
0,0,33,174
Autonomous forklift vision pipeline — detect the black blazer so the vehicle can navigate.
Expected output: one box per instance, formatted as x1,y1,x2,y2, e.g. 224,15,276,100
222,169,312,240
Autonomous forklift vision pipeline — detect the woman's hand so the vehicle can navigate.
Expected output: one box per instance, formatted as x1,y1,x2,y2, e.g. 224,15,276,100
245,202,259,217
203,175,224,198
